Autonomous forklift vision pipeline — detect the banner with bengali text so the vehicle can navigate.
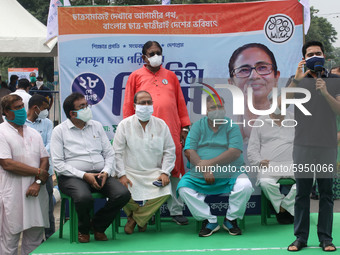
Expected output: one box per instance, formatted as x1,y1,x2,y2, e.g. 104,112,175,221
58,0,303,138
58,1,303,208
8,68,38,80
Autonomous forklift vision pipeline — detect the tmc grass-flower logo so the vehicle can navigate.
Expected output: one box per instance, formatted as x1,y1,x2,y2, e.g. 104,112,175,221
264,14,294,43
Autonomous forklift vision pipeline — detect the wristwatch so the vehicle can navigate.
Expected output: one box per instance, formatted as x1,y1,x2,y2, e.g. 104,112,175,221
35,179,42,185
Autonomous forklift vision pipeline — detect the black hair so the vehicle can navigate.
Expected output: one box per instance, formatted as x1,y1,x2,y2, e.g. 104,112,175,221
302,41,324,57
63,92,85,119
1,94,22,116
28,94,49,109
228,43,278,78
17,78,31,89
37,76,43,81
142,41,163,55
330,66,340,73
10,75,19,83
133,90,152,103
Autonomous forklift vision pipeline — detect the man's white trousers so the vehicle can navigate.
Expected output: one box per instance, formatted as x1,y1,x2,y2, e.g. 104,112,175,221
178,173,254,223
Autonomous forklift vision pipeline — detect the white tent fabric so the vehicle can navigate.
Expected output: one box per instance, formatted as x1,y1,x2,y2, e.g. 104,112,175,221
0,0,57,57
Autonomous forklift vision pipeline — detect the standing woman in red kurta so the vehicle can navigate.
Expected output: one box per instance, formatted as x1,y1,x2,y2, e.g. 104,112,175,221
123,41,191,225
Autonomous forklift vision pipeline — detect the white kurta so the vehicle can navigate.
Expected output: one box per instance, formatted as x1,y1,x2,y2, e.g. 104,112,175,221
247,113,295,178
0,122,49,234
113,115,176,200
247,114,296,215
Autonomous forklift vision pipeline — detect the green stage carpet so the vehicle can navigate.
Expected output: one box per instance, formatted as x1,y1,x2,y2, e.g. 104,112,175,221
31,213,340,255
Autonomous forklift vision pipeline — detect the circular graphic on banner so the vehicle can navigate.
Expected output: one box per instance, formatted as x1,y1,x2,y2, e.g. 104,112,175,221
71,73,105,105
264,14,294,43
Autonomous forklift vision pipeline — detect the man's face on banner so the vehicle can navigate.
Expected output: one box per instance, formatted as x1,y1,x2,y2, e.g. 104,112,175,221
229,47,280,99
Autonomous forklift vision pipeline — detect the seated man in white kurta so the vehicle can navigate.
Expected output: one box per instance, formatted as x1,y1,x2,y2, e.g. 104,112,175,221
113,91,176,234
247,93,296,224
0,94,49,255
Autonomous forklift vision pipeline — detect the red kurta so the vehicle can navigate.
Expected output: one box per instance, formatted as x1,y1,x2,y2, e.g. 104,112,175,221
123,65,190,178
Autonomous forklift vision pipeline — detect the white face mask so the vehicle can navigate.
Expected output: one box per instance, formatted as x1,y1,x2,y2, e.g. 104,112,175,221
75,107,92,123
207,109,226,121
37,108,49,119
135,105,153,121
147,55,162,67
36,81,43,89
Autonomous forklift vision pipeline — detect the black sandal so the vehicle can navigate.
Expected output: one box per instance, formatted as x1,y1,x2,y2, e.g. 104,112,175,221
319,240,336,252
288,240,307,252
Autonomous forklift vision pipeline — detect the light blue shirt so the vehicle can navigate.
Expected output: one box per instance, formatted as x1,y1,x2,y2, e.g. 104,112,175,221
26,117,53,175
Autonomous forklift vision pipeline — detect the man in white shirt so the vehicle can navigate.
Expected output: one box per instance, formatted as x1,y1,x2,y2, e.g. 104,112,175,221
0,94,50,255
51,92,130,243
248,95,296,224
113,91,176,234
10,78,32,111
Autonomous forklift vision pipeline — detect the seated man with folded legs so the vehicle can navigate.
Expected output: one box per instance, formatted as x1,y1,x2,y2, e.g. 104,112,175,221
113,91,176,234
248,91,296,224
177,95,254,237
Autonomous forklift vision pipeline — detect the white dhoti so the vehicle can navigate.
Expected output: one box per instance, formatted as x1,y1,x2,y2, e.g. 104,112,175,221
126,166,171,201
178,174,254,223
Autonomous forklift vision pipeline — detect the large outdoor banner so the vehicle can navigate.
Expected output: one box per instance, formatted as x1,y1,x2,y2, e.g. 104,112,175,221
58,0,304,213
8,67,38,80
58,0,303,137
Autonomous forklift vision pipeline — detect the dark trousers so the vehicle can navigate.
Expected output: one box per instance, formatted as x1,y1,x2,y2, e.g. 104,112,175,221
58,174,131,234
293,145,335,243
45,176,55,239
